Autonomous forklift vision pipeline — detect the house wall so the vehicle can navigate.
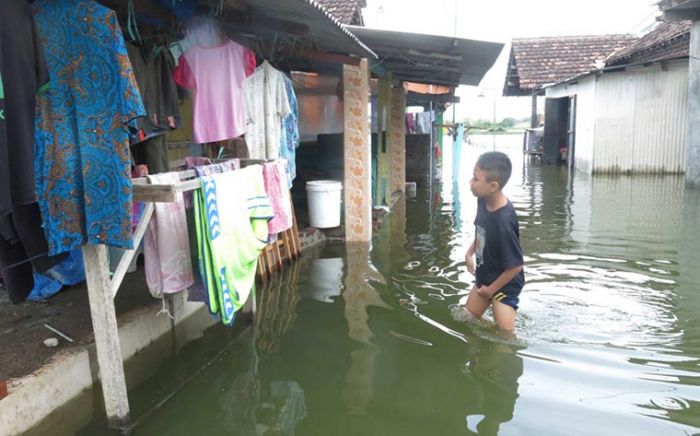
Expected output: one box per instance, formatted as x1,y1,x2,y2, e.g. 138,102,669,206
546,75,597,173
593,60,688,174
547,60,688,174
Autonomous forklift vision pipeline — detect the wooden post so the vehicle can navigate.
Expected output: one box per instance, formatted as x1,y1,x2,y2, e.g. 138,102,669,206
343,59,372,243
82,243,130,430
390,85,407,194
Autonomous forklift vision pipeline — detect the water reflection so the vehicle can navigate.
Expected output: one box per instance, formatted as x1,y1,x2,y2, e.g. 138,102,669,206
342,242,390,415
463,342,523,435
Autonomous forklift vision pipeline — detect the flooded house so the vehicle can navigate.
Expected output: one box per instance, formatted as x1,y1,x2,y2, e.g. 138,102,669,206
542,22,692,174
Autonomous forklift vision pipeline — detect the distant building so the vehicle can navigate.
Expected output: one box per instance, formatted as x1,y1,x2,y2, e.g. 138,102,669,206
542,21,691,173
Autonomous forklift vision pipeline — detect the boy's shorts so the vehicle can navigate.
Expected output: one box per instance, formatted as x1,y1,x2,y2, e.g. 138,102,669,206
491,290,520,311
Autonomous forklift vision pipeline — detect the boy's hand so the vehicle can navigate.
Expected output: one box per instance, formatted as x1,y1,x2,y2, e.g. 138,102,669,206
465,252,475,275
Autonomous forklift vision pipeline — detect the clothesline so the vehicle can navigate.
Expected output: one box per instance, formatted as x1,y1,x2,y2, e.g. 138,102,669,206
132,159,279,203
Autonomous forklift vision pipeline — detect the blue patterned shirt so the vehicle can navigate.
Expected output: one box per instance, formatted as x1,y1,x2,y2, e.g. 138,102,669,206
34,0,145,254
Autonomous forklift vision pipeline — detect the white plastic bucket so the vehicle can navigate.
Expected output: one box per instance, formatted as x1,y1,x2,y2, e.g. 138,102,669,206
306,180,342,228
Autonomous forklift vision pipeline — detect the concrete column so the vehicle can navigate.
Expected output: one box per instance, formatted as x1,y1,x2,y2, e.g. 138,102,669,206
688,22,700,185
343,59,372,242
82,244,130,430
390,85,406,195
531,94,538,128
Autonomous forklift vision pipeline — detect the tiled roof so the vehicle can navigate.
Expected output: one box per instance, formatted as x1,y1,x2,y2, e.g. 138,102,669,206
314,0,365,25
606,20,692,66
503,34,637,96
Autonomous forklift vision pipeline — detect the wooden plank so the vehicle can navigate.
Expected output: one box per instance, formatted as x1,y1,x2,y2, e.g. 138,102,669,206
133,184,175,203
82,244,130,430
110,202,155,298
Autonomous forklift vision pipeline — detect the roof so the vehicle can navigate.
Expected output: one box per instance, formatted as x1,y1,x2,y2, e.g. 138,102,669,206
606,20,692,66
315,0,365,25
346,26,504,87
224,0,377,68
503,34,637,96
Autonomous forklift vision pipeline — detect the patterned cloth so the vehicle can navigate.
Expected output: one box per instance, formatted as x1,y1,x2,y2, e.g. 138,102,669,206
279,75,299,188
244,61,291,160
193,159,240,177
262,162,292,235
34,0,145,254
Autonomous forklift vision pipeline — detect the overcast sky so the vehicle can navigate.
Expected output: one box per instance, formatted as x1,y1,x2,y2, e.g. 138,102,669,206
362,0,661,120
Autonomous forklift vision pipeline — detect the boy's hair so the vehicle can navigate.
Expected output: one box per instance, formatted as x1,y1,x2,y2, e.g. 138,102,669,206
476,152,512,189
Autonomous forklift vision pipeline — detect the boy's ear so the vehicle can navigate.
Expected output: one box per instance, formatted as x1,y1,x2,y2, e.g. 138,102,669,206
489,180,500,192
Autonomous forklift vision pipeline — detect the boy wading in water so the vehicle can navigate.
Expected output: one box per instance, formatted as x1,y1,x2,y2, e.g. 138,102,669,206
464,152,525,332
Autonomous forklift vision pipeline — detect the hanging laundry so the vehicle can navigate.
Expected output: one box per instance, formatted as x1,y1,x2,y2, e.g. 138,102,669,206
262,162,293,235
194,165,273,325
127,39,181,174
144,172,195,298
34,0,146,255
0,1,68,304
0,0,48,220
185,156,213,169
194,159,241,177
244,61,292,160
279,75,300,188
173,36,255,143
406,113,417,135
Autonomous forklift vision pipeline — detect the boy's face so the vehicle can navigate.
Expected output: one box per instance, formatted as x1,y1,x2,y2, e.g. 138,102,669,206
470,165,499,198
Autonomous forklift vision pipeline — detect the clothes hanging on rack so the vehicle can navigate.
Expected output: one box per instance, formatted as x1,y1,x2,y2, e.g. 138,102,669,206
173,39,255,144
144,172,194,297
194,165,273,325
0,0,47,219
34,0,146,255
193,159,240,177
244,61,291,160
279,75,300,188
127,39,181,174
0,1,67,303
262,162,293,235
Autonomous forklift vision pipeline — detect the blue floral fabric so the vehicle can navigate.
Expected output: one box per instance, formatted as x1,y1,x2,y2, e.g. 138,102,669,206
279,75,299,188
34,0,145,254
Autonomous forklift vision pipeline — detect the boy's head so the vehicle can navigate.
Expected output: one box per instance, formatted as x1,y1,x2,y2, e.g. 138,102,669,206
470,152,512,198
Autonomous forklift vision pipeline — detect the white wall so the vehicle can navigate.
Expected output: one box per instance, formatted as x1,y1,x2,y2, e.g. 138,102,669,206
593,60,688,174
546,75,597,173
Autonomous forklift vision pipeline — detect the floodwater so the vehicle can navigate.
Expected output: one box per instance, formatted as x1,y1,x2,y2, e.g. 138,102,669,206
54,135,700,434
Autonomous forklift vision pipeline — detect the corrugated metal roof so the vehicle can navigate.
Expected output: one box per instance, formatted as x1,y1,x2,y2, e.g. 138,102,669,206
346,26,503,87
315,0,365,25
230,0,376,61
503,34,637,96
606,20,692,66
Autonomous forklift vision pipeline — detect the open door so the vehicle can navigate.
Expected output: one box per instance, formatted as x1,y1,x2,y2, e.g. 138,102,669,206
543,97,568,164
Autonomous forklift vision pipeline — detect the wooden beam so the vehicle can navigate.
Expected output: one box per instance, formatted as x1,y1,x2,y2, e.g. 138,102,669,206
110,202,154,298
406,92,460,104
83,244,130,430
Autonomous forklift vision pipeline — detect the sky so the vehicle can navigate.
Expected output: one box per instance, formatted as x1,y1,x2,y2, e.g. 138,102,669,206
362,0,661,121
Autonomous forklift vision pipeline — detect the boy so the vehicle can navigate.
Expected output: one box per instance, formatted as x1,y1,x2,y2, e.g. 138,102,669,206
464,152,524,332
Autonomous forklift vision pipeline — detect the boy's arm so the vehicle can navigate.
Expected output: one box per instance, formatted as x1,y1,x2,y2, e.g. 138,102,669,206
465,238,476,274
477,265,523,299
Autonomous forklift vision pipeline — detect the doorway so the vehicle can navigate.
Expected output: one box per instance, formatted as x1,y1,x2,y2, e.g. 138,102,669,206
543,96,576,166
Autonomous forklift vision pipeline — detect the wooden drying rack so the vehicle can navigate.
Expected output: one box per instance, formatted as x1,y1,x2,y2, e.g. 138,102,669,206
83,159,301,429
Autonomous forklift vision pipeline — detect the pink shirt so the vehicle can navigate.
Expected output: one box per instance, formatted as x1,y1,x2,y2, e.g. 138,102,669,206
173,40,256,143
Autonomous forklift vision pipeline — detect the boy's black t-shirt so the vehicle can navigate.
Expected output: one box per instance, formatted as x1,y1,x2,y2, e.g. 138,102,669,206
474,198,525,294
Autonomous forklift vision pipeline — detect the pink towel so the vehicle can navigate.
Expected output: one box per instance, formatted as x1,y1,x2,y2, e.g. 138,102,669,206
263,162,292,235
144,172,195,297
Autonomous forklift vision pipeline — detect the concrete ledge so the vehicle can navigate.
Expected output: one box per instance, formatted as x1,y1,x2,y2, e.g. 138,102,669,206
0,294,215,436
